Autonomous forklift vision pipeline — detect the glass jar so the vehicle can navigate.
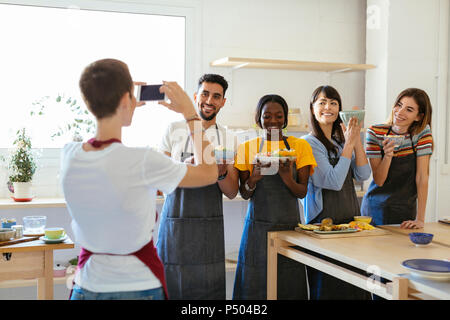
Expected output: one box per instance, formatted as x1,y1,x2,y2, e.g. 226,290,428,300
23,216,47,235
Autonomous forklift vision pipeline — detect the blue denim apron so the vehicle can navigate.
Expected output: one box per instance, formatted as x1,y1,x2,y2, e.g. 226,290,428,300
306,153,371,300
156,126,226,299
361,127,417,225
232,137,308,300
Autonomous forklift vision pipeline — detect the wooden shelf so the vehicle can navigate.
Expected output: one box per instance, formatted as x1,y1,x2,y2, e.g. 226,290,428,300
0,198,66,209
210,57,376,72
0,195,246,209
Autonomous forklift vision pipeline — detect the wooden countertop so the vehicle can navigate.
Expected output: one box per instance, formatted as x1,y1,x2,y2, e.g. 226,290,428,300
0,238,74,253
379,222,450,247
276,229,449,281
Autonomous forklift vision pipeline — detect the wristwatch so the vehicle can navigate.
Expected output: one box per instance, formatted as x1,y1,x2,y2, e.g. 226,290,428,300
218,170,228,181
244,179,256,192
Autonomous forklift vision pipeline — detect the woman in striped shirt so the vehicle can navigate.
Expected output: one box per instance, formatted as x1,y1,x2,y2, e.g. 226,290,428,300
361,88,433,229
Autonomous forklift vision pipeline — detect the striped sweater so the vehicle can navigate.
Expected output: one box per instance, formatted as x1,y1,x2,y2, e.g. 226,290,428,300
366,124,433,158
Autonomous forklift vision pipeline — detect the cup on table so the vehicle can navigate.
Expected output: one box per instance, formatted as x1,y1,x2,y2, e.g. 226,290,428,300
11,225,23,238
44,227,66,239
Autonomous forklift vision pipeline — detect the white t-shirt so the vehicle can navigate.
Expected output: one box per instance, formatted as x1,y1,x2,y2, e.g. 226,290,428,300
159,120,237,160
60,142,187,292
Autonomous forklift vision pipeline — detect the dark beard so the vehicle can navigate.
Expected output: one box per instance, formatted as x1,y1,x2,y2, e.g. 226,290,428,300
199,110,217,121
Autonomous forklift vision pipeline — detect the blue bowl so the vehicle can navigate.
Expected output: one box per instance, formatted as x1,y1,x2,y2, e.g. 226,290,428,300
409,232,434,246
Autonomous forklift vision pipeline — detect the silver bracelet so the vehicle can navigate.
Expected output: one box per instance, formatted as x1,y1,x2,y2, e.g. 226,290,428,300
244,179,256,192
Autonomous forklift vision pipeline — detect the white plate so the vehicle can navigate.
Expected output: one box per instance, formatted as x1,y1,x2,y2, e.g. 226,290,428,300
252,156,297,175
39,235,67,244
255,156,296,164
407,270,450,281
313,228,358,234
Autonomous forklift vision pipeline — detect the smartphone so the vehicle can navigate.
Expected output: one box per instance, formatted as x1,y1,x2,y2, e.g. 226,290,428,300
136,84,166,102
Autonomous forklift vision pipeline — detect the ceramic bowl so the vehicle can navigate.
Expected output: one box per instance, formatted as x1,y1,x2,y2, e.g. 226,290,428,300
354,216,372,224
384,135,404,148
409,232,434,246
0,228,16,241
339,110,365,126
53,264,67,278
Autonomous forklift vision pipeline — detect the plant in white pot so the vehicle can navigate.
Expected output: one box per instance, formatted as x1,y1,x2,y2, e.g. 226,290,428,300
6,128,38,201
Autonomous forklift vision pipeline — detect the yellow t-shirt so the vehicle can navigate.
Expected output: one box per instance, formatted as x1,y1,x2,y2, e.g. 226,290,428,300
234,136,317,175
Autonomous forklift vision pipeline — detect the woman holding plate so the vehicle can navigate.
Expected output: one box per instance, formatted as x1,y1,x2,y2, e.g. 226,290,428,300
301,85,371,300
232,94,317,300
361,88,433,229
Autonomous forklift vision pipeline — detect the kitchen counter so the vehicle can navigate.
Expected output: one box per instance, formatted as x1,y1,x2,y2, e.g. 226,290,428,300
267,223,450,300
0,237,75,300
379,222,450,247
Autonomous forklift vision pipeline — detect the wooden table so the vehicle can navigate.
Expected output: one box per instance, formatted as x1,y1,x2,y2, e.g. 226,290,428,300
267,225,450,300
379,222,450,247
0,238,74,300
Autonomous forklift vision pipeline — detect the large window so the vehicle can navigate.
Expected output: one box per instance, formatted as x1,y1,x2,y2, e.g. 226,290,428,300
0,3,186,148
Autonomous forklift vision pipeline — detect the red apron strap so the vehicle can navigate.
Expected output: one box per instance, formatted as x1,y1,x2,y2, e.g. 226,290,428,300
68,247,94,299
68,242,168,300
132,239,169,299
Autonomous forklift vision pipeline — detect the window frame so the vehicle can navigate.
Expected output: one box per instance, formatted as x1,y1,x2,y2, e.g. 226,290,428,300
0,0,201,198
0,0,201,100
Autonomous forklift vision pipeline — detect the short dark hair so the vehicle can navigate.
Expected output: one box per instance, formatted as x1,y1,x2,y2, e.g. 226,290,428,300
309,85,344,157
254,94,289,129
79,58,133,119
197,74,228,97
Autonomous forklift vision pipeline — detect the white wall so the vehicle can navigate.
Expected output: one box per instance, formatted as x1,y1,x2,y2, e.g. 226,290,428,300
203,0,368,128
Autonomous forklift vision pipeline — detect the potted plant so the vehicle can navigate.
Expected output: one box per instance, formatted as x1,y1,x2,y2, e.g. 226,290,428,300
6,128,37,201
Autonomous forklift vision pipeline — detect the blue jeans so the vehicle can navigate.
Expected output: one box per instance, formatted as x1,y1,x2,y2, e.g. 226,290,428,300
70,284,165,300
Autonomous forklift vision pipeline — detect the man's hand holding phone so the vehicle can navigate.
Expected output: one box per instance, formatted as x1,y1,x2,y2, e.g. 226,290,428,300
158,81,196,118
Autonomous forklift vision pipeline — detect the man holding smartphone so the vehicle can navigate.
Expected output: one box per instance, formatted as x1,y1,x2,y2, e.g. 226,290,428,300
157,74,238,299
